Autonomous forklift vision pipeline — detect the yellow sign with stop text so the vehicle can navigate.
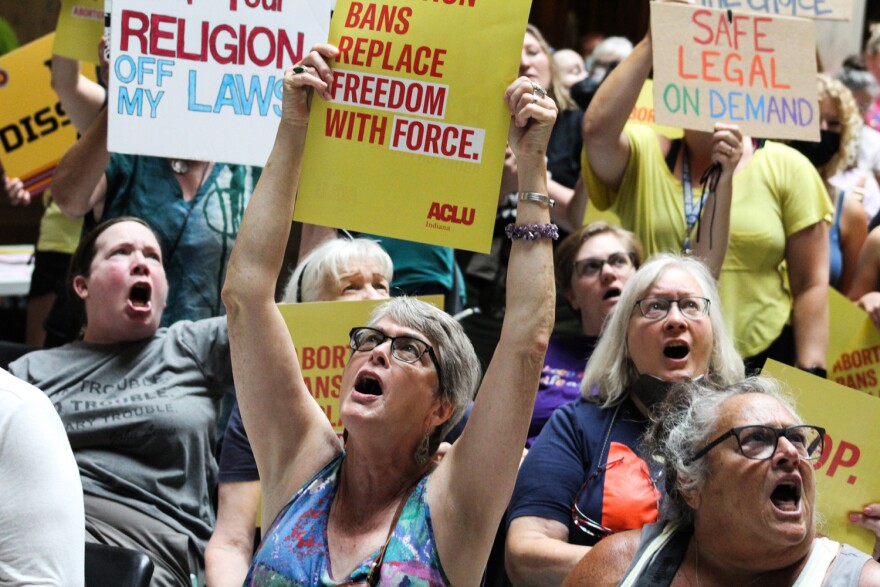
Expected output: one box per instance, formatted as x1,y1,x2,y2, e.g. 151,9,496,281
763,360,879,555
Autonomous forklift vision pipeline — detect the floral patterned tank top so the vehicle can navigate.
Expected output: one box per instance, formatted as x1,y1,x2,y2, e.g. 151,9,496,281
244,453,451,586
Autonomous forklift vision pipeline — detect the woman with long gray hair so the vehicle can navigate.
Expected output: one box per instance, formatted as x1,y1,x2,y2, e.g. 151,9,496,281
506,253,744,586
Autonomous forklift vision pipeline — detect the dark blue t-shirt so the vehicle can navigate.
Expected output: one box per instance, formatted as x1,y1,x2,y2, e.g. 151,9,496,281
509,397,662,546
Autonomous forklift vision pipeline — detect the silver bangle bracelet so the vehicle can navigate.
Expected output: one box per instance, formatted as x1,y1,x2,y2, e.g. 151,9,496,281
518,191,555,207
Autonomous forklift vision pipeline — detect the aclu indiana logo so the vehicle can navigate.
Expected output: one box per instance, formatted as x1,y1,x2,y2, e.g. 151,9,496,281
426,201,475,231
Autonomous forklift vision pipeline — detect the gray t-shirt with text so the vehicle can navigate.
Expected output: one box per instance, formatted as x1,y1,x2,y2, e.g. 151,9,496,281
9,317,231,553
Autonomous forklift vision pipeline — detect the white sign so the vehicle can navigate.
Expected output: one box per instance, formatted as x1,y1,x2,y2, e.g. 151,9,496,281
107,0,331,166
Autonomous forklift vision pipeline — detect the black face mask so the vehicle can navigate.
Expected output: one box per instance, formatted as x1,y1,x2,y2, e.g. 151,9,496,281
788,130,841,169
629,374,705,412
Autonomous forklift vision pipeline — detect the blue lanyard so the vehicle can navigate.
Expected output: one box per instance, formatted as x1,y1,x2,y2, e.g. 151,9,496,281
681,145,707,254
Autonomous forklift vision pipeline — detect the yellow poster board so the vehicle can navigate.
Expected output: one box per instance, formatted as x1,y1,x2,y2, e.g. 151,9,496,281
278,295,443,435
826,288,880,398
630,80,683,140
295,0,531,254
53,0,104,63
0,34,95,196
651,3,819,141
763,360,879,554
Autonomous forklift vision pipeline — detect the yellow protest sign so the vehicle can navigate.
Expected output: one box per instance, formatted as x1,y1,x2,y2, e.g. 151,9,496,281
0,34,95,196
278,295,443,434
827,288,880,398
53,0,104,63
763,360,879,555
630,80,683,140
295,0,531,254
651,3,819,141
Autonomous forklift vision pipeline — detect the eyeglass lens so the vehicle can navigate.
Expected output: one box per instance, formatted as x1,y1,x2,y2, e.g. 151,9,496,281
636,297,709,320
574,253,632,278
736,425,824,460
350,328,428,363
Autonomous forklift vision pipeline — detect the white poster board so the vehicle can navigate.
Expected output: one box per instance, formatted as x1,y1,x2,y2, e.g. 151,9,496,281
107,0,331,166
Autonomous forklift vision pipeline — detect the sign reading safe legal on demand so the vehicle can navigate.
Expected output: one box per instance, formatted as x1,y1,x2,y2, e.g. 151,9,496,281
651,2,819,141
107,0,330,166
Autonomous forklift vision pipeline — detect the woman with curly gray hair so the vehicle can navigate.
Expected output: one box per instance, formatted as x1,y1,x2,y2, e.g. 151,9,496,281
506,253,743,586
564,377,880,586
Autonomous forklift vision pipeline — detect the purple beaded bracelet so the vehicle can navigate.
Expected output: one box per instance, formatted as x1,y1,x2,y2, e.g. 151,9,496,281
505,223,559,241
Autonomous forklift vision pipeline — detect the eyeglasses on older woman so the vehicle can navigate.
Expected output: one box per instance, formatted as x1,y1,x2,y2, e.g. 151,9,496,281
349,326,443,386
633,297,710,320
690,424,825,463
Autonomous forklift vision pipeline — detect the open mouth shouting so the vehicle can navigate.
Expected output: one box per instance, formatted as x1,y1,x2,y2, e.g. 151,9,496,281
770,476,803,515
128,282,152,312
663,341,690,361
602,287,622,301
353,374,384,398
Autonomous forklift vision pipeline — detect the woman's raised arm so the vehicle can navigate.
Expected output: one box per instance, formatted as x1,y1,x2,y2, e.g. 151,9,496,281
429,77,557,584
221,45,341,524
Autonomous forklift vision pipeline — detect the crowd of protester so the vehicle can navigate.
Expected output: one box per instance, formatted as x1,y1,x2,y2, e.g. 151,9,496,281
5,6,880,587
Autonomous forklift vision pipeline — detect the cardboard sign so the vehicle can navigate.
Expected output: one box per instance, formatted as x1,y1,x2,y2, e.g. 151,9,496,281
826,288,880,398
294,0,531,254
0,34,96,196
763,360,879,555
651,3,819,141
106,0,331,166
53,0,104,63
278,295,442,435
696,0,852,21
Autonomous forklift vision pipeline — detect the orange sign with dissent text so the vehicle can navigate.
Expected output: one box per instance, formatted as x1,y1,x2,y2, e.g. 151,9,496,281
0,34,96,197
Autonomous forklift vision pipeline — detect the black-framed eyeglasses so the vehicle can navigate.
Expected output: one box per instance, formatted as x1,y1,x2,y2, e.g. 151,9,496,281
571,457,623,539
349,327,442,388
690,425,826,463
633,296,710,321
573,252,634,279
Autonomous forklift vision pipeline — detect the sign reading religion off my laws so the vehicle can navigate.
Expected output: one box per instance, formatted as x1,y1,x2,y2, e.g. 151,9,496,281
294,0,531,254
651,2,819,141
106,0,330,167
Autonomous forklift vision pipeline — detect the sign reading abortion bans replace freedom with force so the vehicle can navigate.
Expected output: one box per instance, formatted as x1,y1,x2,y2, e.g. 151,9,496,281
294,0,532,254
651,3,819,141
106,0,330,166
